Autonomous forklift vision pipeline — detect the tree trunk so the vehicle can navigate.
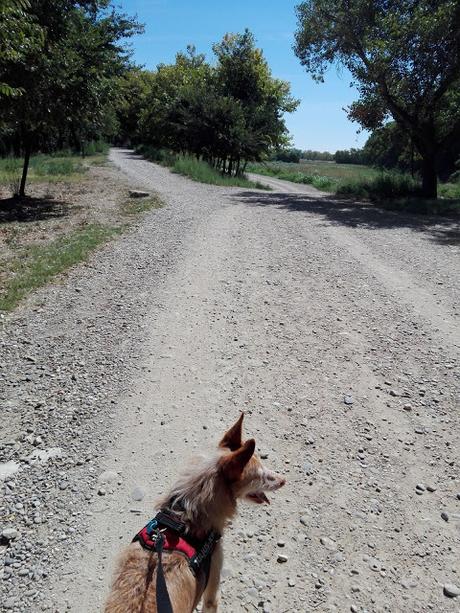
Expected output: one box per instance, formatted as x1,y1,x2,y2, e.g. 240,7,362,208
421,155,437,198
19,140,32,198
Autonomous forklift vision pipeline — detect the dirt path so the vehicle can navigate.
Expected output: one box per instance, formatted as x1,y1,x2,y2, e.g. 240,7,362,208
1,150,459,613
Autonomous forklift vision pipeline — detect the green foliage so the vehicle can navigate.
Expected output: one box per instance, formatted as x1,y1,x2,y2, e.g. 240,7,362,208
0,1,142,194
439,182,460,200
120,196,163,216
172,155,270,189
115,69,156,145
0,224,122,311
249,162,339,191
337,172,419,200
0,0,44,97
294,0,460,197
136,31,298,176
0,155,87,185
273,148,302,163
302,150,334,161
334,148,366,165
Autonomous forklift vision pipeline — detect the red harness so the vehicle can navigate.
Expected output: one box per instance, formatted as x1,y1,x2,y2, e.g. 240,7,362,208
132,510,220,582
135,524,197,560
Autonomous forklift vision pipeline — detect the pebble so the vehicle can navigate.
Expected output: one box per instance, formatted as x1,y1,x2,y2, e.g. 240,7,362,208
441,511,449,522
2,528,19,541
344,395,354,405
3,597,16,609
277,554,288,563
98,470,117,484
443,583,460,598
131,486,145,501
277,540,286,547
403,403,412,411
320,536,337,551
300,515,309,526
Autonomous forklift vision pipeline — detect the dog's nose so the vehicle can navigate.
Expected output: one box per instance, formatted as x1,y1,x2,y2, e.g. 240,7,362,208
279,477,286,487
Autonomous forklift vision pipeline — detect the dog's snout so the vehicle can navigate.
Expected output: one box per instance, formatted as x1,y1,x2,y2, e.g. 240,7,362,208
279,477,286,487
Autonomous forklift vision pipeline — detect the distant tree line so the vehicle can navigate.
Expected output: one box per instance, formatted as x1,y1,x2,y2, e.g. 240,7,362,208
276,124,460,182
116,31,299,176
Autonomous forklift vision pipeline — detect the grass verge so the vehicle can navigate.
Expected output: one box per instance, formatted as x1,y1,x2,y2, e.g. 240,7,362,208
120,195,163,216
137,146,270,190
247,162,339,192
0,144,109,190
249,161,460,215
0,224,122,311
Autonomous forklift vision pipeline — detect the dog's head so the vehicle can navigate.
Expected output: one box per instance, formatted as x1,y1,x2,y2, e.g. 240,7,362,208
218,413,285,504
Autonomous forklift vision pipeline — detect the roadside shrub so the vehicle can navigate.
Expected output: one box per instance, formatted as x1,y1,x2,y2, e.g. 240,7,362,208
337,172,419,200
84,140,109,155
137,145,177,166
33,158,84,176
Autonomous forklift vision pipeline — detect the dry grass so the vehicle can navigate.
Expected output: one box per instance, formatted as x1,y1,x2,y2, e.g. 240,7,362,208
0,157,164,311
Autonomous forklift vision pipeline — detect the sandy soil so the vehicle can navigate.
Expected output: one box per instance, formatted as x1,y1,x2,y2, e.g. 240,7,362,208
1,149,459,613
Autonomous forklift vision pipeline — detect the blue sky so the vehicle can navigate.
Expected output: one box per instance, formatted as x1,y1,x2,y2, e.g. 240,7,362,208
118,0,368,152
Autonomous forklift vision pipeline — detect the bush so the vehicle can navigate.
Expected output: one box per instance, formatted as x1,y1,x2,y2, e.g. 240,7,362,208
337,171,419,200
172,155,269,189
84,140,109,156
136,145,177,166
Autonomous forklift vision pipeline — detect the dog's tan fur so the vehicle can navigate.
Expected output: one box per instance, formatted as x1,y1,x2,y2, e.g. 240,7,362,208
104,414,285,612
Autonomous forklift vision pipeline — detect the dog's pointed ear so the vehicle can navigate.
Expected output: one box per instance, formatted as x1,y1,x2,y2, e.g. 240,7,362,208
220,438,255,482
219,412,244,451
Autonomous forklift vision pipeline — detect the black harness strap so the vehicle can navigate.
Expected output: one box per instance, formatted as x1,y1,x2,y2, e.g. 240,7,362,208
154,531,174,613
132,511,221,613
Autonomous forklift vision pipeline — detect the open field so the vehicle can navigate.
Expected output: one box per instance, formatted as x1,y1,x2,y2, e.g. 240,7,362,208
249,161,460,214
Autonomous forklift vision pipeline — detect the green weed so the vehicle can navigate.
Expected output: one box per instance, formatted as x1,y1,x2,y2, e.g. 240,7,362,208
0,224,121,311
120,195,163,216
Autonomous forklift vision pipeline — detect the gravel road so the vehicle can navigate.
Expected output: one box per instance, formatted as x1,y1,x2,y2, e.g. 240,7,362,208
1,149,459,613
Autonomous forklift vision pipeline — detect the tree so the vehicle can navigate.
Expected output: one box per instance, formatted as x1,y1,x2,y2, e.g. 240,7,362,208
138,32,299,175
115,68,156,146
0,0,44,97
294,0,460,198
334,148,366,165
213,30,299,171
0,0,142,196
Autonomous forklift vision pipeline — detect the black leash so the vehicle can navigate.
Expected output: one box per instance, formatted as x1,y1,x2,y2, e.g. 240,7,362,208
154,530,174,613
132,510,221,613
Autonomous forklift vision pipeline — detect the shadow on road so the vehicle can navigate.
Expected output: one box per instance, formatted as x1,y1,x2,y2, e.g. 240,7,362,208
230,190,460,246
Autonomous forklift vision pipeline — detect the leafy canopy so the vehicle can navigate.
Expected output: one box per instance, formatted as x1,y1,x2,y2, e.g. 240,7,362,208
294,0,460,196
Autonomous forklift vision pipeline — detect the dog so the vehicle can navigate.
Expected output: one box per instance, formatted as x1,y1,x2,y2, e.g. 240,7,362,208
104,413,285,612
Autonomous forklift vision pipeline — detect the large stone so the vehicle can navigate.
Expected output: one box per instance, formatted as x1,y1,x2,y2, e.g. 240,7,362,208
129,190,150,198
2,528,19,541
0,461,20,481
443,584,460,598
28,447,62,464
98,470,118,484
